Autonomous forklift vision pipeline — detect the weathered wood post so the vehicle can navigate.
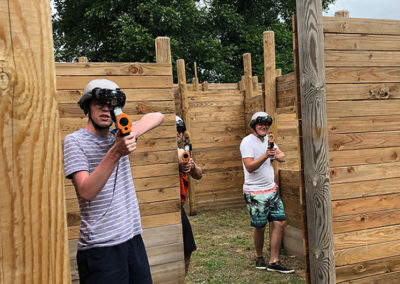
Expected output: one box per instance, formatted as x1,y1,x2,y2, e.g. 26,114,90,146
0,0,70,283
334,10,349,18
243,53,254,98
155,37,171,64
295,0,336,283
193,61,199,91
177,59,197,215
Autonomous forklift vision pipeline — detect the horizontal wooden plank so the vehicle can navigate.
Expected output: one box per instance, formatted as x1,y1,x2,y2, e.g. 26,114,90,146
141,211,181,229
332,193,400,217
325,50,400,67
58,100,175,118
329,147,400,167
338,270,400,284
132,163,178,179
323,17,400,35
335,239,400,266
130,149,178,166
326,83,400,101
330,162,400,184
324,34,400,51
328,115,400,134
335,255,400,283
329,131,400,151
136,186,179,204
333,208,400,234
150,260,185,284
147,243,183,267
56,88,175,104
56,62,171,76
331,177,400,200
134,175,180,192
57,76,173,90
142,224,182,248
326,67,400,83
140,199,180,217
334,224,400,250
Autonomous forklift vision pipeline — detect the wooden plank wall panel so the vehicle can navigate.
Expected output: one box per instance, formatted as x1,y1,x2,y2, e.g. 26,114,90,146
185,84,246,211
55,61,184,283
322,16,400,283
275,70,307,261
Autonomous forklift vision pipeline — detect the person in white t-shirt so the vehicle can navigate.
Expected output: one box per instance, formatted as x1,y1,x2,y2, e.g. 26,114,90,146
240,111,294,274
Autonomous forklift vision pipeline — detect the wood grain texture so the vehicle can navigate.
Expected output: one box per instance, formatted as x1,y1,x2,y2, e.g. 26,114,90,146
296,1,336,282
0,0,70,283
323,16,400,35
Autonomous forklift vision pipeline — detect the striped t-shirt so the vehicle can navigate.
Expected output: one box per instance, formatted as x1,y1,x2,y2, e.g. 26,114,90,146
63,128,142,250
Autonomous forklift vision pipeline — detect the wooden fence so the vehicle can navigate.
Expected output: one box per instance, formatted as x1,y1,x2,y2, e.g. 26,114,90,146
56,38,185,283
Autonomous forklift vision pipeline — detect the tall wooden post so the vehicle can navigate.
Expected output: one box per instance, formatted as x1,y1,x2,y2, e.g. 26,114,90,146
296,0,336,283
193,61,199,91
155,37,171,64
243,53,253,98
0,0,70,283
177,59,197,215
263,31,279,186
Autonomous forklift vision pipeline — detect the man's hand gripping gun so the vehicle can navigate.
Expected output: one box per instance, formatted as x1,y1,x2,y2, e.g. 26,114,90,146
268,133,275,162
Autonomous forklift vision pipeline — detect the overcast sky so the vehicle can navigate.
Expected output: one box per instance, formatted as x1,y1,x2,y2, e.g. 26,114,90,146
323,0,400,20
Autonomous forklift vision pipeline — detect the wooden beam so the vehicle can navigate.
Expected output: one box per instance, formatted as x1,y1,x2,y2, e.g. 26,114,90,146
155,37,171,64
243,53,253,98
296,0,336,283
0,0,70,283
334,10,349,18
177,59,197,215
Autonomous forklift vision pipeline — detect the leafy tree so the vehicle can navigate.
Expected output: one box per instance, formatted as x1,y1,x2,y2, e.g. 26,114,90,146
53,0,335,82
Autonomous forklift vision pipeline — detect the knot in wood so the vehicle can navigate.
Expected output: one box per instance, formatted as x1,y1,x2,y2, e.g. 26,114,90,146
347,166,355,173
129,64,143,74
355,264,366,272
136,103,147,114
369,87,389,99
0,71,10,90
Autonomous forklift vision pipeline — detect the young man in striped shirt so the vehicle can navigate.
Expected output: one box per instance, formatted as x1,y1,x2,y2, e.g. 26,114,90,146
63,79,164,284
240,112,294,274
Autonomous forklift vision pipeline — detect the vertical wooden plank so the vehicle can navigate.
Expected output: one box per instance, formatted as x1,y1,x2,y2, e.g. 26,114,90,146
177,59,197,215
77,56,88,63
263,31,279,186
0,0,70,283
296,0,336,283
155,37,171,64
334,10,349,18
193,61,199,91
243,53,253,98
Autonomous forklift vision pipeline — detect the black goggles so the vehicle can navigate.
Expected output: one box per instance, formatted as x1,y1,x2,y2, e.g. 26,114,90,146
91,88,126,108
176,121,186,133
255,116,272,126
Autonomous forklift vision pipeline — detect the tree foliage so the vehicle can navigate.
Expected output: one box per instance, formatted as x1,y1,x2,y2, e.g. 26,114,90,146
53,0,335,82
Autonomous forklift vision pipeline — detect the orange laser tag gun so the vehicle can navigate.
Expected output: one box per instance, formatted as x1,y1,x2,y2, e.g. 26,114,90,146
182,136,192,163
268,132,275,149
113,107,132,136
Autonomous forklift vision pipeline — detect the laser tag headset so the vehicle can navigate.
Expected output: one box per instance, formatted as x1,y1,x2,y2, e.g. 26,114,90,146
78,79,126,116
176,116,186,134
249,111,273,138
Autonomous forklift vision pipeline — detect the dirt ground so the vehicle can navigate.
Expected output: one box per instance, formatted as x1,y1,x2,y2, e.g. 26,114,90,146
186,207,305,284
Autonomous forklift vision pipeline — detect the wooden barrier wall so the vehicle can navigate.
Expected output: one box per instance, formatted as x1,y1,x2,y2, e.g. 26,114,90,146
289,14,400,283
56,38,185,283
323,16,400,283
1,0,71,283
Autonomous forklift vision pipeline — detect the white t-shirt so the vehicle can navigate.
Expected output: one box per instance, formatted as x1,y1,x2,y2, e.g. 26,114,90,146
239,134,278,191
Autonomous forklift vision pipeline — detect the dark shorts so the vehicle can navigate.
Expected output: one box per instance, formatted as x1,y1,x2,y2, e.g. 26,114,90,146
243,187,286,228
77,234,152,284
181,206,196,256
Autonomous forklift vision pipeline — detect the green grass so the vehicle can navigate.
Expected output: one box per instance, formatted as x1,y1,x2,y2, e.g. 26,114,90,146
186,207,305,284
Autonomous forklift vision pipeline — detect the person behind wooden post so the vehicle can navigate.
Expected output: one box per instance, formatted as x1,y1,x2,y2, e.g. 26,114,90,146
63,79,165,284
240,112,294,274
176,116,202,275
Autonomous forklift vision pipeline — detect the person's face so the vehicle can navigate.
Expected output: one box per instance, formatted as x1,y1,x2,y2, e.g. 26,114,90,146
254,123,270,136
89,99,114,128
177,131,184,143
